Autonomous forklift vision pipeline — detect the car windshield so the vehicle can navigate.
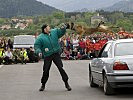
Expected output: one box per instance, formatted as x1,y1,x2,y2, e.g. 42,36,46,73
115,42,133,56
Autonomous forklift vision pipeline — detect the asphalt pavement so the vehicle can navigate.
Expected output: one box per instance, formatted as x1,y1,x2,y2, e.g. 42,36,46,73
0,60,133,100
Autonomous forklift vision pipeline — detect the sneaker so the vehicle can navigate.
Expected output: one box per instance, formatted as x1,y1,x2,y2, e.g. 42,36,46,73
65,82,72,91
39,85,45,91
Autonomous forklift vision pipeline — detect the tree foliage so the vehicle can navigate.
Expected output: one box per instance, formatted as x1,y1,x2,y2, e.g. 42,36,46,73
1,11,133,37
0,0,58,18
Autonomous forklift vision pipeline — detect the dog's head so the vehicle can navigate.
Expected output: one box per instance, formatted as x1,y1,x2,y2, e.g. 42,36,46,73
73,24,86,35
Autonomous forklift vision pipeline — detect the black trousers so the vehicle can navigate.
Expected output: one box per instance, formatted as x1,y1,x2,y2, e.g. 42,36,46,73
4,56,12,64
41,52,69,85
0,57,3,64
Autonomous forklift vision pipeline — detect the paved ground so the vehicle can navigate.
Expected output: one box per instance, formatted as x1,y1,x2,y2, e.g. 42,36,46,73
0,60,133,100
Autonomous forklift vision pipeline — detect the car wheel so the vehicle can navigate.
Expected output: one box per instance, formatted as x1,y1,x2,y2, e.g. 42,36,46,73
103,74,115,95
89,70,98,87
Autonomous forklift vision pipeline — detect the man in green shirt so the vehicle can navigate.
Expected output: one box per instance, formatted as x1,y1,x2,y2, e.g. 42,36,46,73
34,23,72,91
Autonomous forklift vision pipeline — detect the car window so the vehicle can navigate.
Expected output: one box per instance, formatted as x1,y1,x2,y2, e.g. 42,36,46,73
108,44,112,57
115,42,133,56
98,43,112,58
98,44,107,57
14,35,35,45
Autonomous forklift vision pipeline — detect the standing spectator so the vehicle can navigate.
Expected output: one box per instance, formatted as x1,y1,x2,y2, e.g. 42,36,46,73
0,39,2,49
94,41,102,57
78,38,86,55
1,40,6,50
7,39,13,49
85,37,91,52
98,38,108,48
66,36,71,51
59,38,65,54
118,27,129,39
72,37,79,50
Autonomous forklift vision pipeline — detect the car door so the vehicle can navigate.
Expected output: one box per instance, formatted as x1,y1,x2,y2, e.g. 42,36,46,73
91,43,112,82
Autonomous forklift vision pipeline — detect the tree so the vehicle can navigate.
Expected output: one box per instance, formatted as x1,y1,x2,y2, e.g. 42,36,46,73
52,12,65,19
0,18,6,24
84,12,95,19
116,19,132,31
109,12,124,24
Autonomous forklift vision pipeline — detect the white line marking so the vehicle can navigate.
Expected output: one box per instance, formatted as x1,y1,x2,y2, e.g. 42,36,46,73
0,65,3,69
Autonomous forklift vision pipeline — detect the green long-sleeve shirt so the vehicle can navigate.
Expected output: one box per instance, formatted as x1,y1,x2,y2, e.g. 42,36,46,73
34,28,66,58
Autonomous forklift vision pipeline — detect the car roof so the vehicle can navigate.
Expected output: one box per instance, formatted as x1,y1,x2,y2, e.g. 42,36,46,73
14,35,33,37
107,39,133,44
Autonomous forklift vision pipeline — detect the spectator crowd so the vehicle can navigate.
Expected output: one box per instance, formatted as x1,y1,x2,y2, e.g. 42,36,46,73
0,37,39,65
0,27,133,65
59,28,133,60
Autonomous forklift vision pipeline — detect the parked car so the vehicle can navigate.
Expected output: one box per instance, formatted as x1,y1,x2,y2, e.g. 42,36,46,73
13,35,35,49
89,39,133,95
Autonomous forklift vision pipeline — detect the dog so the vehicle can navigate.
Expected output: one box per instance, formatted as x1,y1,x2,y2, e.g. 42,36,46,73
70,21,119,36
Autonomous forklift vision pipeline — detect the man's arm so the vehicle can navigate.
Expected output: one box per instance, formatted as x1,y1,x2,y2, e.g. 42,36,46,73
56,28,66,38
34,38,42,57
56,23,70,38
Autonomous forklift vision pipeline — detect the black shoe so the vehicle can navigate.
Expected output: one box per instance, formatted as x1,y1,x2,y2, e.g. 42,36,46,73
39,85,45,91
65,82,72,91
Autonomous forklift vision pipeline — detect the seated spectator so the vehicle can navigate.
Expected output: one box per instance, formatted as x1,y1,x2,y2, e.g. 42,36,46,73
7,38,13,49
20,48,29,64
28,47,39,63
80,48,89,60
71,48,78,60
12,49,21,64
64,47,70,60
4,48,13,65
60,47,70,60
89,50,96,58
0,49,5,65
77,52,82,60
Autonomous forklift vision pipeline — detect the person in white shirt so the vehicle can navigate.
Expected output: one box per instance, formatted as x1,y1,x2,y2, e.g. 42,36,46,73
4,48,13,64
72,37,79,49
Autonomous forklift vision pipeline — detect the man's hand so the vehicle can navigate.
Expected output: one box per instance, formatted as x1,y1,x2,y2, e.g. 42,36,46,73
38,53,42,58
60,23,67,29
65,23,70,29
60,22,74,29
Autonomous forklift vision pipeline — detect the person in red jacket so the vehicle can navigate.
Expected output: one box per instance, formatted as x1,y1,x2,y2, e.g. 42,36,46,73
98,38,108,48
118,27,129,39
85,38,91,52
78,38,86,55
118,27,125,35
94,41,102,57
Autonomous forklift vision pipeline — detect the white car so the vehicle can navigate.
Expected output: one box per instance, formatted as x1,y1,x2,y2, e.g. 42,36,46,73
89,39,133,95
